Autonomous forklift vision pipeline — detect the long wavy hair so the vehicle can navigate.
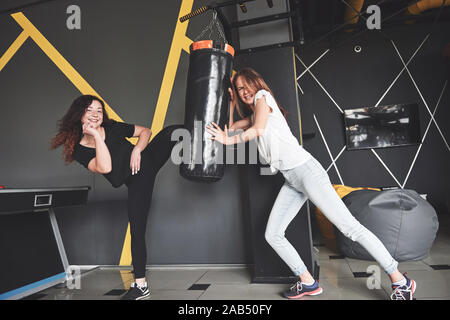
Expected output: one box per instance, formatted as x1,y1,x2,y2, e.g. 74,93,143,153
50,95,112,164
232,68,287,119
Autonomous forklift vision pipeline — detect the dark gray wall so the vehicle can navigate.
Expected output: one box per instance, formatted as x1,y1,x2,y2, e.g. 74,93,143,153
296,20,450,216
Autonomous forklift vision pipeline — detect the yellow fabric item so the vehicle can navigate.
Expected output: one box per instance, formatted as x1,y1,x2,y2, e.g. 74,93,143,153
315,184,381,253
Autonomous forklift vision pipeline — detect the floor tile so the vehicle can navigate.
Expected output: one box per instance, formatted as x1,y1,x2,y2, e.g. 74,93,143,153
329,255,346,259
196,268,252,285
38,269,125,298
143,269,209,290
29,266,450,300
345,258,382,274
104,289,126,296
419,296,450,300
147,289,204,300
20,293,47,300
316,259,354,279
74,268,127,292
39,290,120,300
301,277,388,300
379,270,450,300
16,215,450,302
315,246,341,261
198,283,287,300
344,258,433,274
423,249,450,266
397,261,435,272
353,272,373,278
188,284,210,290
429,265,450,270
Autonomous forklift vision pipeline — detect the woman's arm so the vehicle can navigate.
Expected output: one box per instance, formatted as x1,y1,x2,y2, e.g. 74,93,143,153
84,124,112,174
130,125,152,175
132,125,152,152
207,96,271,145
87,136,112,173
229,116,252,132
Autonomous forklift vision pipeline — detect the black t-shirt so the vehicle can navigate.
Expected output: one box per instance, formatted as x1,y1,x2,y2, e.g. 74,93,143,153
72,120,135,188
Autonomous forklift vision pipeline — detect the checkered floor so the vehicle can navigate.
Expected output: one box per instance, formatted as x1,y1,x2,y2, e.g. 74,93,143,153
24,216,450,300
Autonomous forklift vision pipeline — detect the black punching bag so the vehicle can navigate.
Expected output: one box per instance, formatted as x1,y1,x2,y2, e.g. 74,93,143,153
180,40,234,182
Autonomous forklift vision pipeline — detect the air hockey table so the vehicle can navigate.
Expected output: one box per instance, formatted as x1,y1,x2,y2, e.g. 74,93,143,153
0,186,90,300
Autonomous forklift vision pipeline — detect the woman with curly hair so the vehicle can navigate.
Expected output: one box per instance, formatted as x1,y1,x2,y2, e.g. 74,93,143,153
51,95,183,300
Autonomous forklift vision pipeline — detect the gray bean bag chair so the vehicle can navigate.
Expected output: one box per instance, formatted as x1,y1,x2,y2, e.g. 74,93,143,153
335,189,439,262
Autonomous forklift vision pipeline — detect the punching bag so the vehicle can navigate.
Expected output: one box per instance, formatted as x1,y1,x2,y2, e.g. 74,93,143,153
180,40,234,182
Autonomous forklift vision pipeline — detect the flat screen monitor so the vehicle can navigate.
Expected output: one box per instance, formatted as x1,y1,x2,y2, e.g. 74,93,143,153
344,103,421,150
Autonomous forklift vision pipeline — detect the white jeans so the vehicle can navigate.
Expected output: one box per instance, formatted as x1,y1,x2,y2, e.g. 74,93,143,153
265,156,399,276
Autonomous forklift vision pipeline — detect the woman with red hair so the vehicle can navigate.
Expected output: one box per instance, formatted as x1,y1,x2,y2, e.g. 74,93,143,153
51,95,183,300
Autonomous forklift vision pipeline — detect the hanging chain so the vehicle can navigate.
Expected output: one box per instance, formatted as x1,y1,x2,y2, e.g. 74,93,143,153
194,10,227,44
214,11,227,44
194,11,215,41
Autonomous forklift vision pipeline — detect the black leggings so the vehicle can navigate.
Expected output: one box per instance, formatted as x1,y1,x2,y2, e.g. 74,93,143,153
124,124,183,279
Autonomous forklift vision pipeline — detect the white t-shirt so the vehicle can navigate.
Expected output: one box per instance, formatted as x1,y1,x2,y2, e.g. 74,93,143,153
250,89,312,172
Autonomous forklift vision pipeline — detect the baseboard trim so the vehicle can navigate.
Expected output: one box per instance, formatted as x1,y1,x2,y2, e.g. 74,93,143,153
92,264,253,271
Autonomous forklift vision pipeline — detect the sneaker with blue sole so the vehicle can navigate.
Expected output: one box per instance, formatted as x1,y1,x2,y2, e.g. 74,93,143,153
390,274,416,300
283,280,323,299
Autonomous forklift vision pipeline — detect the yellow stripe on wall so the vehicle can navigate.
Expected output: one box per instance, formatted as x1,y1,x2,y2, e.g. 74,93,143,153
10,12,123,123
0,30,29,72
150,0,194,136
181,36,193,54
119,0,195,267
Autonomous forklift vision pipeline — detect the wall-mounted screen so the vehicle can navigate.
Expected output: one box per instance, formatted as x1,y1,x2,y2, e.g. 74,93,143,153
344,103,421,150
